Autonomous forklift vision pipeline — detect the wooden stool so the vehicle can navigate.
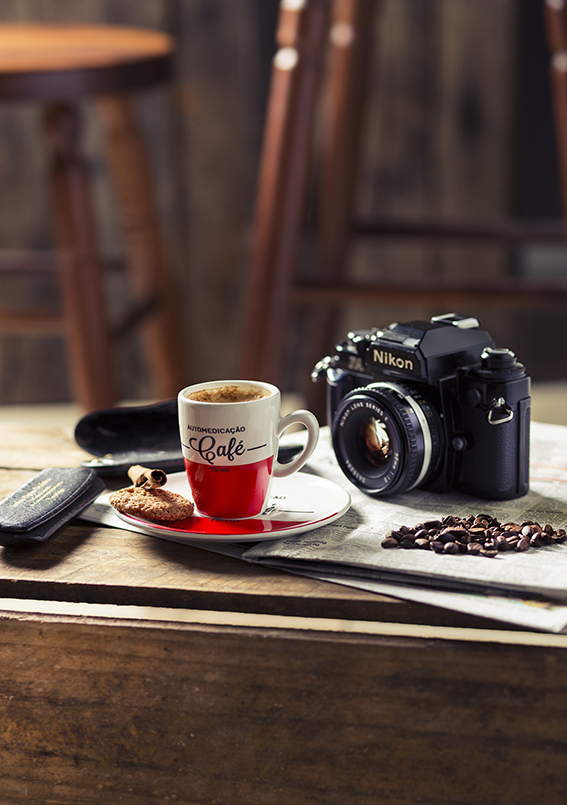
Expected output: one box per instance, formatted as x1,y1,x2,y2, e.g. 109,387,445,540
0,24,187,411
240,0,567,405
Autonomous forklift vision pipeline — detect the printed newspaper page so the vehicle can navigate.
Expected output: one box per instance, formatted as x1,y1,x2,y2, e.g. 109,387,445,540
81,422,567,632
298,572,567,633
244,422,567,625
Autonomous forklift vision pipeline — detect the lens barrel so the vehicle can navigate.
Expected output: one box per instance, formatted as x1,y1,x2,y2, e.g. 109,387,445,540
331,382,442,496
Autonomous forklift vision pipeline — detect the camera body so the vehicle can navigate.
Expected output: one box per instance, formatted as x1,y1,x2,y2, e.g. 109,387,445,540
312,314,530,500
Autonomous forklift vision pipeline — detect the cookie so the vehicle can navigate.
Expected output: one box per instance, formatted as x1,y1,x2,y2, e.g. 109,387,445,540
109,486,194,522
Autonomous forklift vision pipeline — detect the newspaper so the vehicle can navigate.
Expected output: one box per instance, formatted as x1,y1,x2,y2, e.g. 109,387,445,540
80,421,567,632
242,422,567,631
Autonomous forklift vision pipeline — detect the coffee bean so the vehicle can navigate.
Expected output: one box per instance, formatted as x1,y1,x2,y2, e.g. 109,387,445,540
453,526,469,535
438,529,461,544
380,513,567,558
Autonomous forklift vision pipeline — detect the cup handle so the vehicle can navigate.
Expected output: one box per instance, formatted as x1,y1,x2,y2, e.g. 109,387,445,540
273,410,319,478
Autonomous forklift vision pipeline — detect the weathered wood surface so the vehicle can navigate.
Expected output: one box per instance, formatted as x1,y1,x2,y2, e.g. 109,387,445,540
0,421,514,629
0,615,566,804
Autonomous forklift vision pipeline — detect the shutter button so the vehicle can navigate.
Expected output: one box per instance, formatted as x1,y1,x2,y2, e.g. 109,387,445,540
481,347,517,370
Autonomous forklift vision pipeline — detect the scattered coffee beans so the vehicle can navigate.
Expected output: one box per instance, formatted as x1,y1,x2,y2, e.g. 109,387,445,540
381,514,566,558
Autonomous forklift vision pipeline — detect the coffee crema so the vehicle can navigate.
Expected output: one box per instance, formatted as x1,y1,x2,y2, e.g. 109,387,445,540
187,384,271,403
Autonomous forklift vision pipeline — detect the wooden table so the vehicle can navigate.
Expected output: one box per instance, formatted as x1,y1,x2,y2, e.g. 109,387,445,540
1,422,566,804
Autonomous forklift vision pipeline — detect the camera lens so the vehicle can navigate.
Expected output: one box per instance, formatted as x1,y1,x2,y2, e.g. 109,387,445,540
331,382,443,496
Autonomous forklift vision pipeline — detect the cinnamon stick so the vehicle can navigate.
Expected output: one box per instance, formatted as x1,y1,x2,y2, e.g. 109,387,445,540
127,465,167,490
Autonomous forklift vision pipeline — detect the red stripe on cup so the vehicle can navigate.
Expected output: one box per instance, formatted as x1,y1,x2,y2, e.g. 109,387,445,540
184,455,274,519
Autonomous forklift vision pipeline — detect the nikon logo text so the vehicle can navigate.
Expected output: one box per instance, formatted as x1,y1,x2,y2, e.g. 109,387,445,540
373,349,414,371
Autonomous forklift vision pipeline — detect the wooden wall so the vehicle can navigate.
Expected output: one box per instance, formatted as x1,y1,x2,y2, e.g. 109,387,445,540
0,0,560,405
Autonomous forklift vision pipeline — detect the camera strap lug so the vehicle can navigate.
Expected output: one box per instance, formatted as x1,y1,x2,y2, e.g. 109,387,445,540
487,397,514,425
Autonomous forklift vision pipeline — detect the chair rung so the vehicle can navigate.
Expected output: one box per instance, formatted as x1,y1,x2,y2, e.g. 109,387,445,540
351,217,567,243
0,309,65,333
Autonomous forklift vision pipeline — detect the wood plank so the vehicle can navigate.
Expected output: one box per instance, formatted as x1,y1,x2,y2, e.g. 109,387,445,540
0,519,515,629
0,421,88,472
0,613,565,803
0,310,65,333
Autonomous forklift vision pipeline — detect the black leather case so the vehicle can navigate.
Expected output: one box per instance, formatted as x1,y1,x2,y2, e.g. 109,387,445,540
0,467,106,546
74,399,184,477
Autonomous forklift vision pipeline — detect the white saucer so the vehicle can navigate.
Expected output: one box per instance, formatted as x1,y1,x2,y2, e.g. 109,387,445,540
112,471,351,543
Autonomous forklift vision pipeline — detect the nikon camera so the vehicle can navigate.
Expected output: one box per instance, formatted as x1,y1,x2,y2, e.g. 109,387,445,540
312,314,530,500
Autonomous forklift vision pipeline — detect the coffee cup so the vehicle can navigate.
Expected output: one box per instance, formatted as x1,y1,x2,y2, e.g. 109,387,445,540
178,380,319,519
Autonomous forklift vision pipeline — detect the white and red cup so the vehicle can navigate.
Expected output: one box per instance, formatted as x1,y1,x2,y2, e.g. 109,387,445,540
178,380,319,519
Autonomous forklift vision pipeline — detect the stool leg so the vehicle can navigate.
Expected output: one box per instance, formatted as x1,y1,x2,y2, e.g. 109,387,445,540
42,102,115,411
96,94,187,400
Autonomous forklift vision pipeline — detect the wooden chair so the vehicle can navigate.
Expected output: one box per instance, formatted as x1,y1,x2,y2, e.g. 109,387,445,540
0,24,187,411
240,0,567,409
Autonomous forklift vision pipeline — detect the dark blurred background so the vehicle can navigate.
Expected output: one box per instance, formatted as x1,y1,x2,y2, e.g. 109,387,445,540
0,0,564,404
